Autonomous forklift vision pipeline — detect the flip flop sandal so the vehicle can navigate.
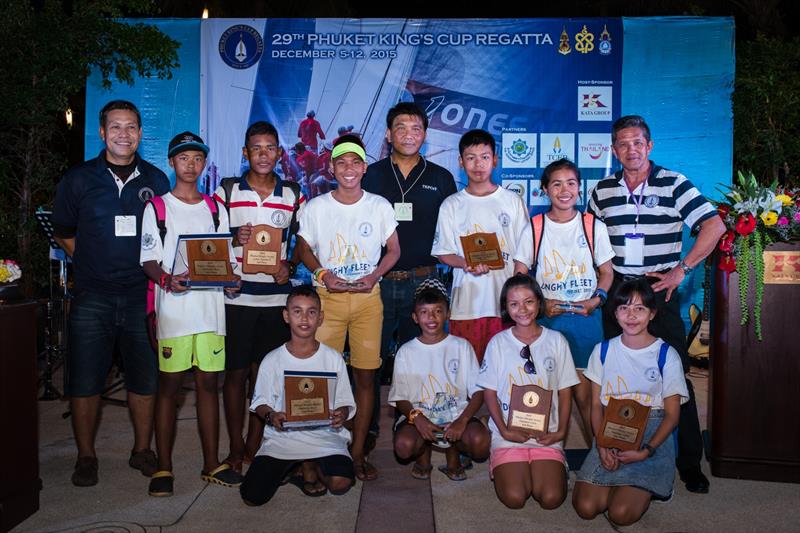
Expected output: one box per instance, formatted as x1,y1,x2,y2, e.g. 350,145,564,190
411,462,433,480
438,465,467,481
201,463,244,487
459,454,474,470
353,460,378,481
287,472,328,496
148,470,174,497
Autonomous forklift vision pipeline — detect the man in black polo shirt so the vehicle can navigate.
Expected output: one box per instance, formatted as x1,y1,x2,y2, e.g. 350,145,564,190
587,115,726,494
362,102,457,436
53,100,170,487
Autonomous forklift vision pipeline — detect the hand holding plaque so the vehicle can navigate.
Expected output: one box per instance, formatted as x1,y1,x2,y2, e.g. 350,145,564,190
283,371,336,430
175,233,237,287
242,224,282,275
506,384,552,439
597,398,650,451
460,232,504,270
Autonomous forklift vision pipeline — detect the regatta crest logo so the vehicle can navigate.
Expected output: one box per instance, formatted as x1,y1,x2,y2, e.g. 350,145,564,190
645,367,660,382
219,25,264,69
141,233,156,251
138,187,155,203
448,359,459,375
358,222,373,237
271,210,288,227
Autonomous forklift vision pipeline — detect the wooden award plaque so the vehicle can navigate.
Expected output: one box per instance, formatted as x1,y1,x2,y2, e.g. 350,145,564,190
460,232,505,270
507,384,552,438
242,224,282,275
597,398,651,451
184,237,236,287
283,374,331,429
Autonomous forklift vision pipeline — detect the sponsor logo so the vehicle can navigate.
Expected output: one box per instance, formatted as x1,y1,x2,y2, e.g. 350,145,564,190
138,187,155,203
574,25,595,54
502,133,537,169
358,222,372,237
502,180,528,201
578,86,612,121
141,233,156,251
599,24,612,55
530,186,550,207
539,134,575,166
644,195,660,208
219,25,264,69
645,367,660,382
578,133,612,168
271,210,288,227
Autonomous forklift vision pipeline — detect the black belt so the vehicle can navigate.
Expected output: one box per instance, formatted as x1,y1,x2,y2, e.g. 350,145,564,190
384,265,437,281
613,269,670,283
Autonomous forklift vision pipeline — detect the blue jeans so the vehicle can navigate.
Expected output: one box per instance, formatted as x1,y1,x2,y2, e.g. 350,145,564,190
66,289,157,396
370,274,434,435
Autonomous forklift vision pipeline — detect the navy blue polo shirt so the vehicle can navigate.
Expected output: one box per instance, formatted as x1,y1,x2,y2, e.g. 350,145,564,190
362,156,456,271
53,151,170,295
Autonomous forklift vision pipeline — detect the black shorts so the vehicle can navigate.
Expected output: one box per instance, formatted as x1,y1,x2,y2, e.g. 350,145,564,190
225,305,290,370
240,454,354,506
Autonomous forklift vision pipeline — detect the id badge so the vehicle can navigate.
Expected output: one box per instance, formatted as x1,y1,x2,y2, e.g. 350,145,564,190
394,202,413,221
624,233,645,266
115,215,137,237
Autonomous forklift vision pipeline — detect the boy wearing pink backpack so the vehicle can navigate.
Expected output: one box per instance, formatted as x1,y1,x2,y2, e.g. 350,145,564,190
139,132,241,497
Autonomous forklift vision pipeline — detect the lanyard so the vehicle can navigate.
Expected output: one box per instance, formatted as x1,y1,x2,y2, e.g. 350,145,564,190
390,156,427,203
628,181,646,230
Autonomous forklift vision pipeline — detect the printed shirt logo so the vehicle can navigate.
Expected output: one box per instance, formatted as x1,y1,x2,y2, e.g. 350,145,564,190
138,187,155,203
271,210,288,227
644,195,660,208
578,86,612,121
219,25,264,69
326,233,370,281
479,358,488,373
577,235,588,248
543,357,556,373
447,359,459,375
141,233,156,251
358,222,373,237
498,212,512,227
645,367,660,382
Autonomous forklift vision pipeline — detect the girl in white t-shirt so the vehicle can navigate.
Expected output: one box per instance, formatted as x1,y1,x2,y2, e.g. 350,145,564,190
477,274,579,510
573,278,688,526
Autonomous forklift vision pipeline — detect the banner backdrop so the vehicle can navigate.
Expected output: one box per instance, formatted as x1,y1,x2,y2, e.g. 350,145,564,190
200,18,623,211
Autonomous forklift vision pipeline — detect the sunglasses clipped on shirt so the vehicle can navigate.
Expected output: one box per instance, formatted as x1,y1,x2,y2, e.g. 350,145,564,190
520,344,536,375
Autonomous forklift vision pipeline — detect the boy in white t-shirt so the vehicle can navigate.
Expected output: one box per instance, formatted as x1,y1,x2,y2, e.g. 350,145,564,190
534,158,615,444
431,129,533,363
296,135,401,481
389,279,490,481
240,285,357,505
140,132,242,497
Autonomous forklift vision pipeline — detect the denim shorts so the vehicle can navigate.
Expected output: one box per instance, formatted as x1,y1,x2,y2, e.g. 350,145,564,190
576,410,676,499
538,307,603,369
66,289,158,396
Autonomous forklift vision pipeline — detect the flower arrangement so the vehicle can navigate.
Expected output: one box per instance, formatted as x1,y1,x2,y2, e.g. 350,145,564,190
0,260,22,283
715,171,800,340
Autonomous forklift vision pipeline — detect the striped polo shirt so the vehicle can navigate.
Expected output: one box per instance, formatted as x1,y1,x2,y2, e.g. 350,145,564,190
213,176,305,307
587,163,717,275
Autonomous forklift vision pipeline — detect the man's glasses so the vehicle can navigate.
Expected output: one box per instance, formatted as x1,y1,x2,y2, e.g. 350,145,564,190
520,344,536,374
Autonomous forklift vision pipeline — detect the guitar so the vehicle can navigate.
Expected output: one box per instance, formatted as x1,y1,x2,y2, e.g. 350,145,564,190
687,260,711,359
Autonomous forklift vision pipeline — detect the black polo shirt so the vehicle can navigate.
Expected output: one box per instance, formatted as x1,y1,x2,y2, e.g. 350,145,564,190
362,156,456,271
53,151,170,295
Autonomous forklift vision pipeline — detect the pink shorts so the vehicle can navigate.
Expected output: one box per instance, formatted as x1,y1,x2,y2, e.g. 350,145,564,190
450,317,508,364
489,447,566,478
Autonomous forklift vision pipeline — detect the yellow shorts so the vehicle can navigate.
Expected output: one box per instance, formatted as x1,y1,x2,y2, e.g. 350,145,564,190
158,332,226,373
316,286,383,370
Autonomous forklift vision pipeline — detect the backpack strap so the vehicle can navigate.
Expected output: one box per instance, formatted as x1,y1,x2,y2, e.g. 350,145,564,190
219,177,238,216
200,193,221,232
600,339,609,365
581,212,596,265
149,195,168,245
531,213,546,272
657,342,669,376
282,179,303,245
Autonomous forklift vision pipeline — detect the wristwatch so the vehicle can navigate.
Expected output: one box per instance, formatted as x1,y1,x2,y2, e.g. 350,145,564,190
591,288,608,306
642,443,656,458
282,260,297,276
266,411,275,427
408,408,423,425
678,260,693,274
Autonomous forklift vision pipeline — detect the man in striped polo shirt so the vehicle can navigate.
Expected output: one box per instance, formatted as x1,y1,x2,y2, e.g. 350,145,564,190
587,115,726,494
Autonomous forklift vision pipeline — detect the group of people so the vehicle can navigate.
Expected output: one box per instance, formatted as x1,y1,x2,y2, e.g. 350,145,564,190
52,99,725,526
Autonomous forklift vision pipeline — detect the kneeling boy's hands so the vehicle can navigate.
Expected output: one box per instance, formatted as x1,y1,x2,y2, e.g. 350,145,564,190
443,417,468,442
330,407,348,428
414,416,442,442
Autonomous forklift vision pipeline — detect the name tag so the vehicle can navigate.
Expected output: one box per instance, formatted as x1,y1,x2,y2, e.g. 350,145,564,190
115,215,137,237
624,233,645,266
394,202,413,221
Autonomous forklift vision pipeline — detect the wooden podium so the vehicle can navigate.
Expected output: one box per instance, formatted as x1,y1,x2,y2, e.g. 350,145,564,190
0,300,40,531
709,242,800,483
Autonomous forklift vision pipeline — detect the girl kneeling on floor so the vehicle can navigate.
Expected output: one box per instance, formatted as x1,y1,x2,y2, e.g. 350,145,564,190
477,274,580,509
572,278,689,526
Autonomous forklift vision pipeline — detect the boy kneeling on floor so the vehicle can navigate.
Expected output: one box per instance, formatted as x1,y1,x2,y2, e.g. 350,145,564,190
240,285,356,505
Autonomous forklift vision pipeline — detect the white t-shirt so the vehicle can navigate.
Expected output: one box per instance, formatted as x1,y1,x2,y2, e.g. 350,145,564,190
250,343,357,460
140,193,233,339
298,191,398,284
477,327,580,451
388,335,480,420
431,187,534,320
535,213,615,302
583,336,689,409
